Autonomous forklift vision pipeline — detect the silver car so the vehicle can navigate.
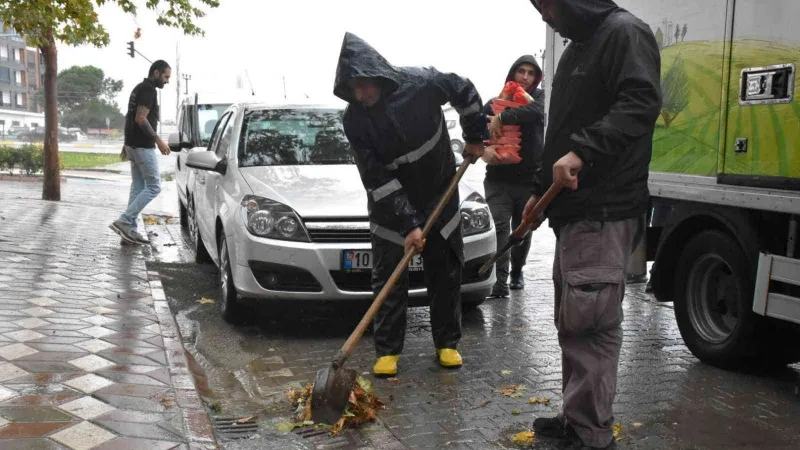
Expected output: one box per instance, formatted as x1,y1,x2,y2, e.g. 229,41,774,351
182,102,496,322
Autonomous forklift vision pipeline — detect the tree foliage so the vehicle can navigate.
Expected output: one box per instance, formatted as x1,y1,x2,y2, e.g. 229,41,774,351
0,0,219,48
660,55,690,128
34,66,125,130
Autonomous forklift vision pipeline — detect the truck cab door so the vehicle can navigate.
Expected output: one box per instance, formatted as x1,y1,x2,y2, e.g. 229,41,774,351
720,0,799,189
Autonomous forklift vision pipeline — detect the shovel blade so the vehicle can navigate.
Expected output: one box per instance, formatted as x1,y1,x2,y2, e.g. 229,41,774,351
310,366,358,425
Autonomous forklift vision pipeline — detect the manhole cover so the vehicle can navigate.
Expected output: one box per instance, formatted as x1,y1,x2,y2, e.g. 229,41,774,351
212,416,259,441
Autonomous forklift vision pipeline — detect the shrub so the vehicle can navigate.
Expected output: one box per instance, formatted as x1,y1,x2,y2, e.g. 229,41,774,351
0,144,45,175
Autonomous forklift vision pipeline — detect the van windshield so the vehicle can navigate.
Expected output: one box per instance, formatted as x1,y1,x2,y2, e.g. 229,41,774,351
238,109,355,167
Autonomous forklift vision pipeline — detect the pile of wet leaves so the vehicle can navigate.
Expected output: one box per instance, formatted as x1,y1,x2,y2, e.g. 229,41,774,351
286,376,384,436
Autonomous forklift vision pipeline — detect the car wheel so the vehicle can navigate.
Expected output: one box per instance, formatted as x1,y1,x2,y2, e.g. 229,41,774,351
178,192,188,228
188,197,212,264
218,233,243,323
450,139,464,154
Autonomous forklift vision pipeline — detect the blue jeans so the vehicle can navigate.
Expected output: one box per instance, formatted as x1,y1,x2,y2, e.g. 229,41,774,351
119,146,161,233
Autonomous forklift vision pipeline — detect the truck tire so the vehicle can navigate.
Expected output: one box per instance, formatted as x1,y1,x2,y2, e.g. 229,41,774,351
673,230,759,369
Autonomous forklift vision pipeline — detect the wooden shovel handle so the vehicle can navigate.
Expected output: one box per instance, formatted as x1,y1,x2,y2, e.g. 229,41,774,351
333,154,475,369
511,183,562,240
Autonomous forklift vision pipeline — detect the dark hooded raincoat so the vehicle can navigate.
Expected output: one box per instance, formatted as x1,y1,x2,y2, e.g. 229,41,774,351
332,32,488,356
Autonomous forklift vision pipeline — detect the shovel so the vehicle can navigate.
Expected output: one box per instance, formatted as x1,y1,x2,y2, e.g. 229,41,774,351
478,183,562,276
311,153,476,425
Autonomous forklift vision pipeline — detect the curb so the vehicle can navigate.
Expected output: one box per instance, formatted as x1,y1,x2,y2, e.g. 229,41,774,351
147,270,220,449
0,174,68,183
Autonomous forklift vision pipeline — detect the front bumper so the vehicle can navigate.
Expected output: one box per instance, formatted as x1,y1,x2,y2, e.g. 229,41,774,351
229,218,496,301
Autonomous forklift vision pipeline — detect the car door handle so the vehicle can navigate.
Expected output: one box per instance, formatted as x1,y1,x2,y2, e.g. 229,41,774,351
740,63,795,105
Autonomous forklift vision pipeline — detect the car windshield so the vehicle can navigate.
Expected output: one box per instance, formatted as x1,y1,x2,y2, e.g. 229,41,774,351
238,108,355,167
197,104,230,146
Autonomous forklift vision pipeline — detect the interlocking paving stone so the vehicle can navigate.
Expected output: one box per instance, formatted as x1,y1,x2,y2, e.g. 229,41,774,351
0,198,215,449
50,421,117,450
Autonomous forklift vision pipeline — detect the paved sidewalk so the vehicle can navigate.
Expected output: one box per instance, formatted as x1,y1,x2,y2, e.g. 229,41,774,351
0,197,216,449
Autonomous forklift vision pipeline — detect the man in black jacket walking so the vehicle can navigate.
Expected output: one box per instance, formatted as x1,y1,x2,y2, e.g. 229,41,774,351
526,1,662,448
482,55,545,297
333,32,486,377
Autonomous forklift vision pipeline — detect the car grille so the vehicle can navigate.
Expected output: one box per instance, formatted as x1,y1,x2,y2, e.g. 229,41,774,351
249,261,322,293
305,220,371,243
329,256,493,292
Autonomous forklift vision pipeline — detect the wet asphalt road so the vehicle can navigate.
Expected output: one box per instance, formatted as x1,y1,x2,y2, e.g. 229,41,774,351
143,217,800,450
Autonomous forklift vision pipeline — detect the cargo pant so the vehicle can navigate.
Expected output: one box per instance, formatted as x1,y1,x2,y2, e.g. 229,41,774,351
483,180,535,289
553,217,640,448
371,229,463,357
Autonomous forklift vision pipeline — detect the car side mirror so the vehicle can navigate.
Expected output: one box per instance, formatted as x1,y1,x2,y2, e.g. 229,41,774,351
185,151,225,174
168,132,193,152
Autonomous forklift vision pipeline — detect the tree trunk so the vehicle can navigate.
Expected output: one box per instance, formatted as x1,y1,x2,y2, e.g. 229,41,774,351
41,29,60,201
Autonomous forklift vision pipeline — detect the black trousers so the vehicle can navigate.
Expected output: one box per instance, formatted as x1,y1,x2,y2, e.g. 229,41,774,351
371,230,462,357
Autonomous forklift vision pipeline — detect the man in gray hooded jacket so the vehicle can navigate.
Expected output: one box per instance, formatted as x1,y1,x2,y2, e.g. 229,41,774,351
527,0,662,449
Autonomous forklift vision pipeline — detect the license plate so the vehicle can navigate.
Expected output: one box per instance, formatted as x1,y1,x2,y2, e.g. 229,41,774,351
342,250,423,271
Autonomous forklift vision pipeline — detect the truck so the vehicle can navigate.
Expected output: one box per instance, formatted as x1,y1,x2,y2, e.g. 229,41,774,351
543,0,800,368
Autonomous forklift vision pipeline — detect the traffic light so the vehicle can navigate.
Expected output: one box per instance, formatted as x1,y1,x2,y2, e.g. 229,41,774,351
127,41,135,58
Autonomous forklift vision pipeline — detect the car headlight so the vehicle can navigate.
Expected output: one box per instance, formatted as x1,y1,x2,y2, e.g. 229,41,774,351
240,195,310,242
460,192,492,236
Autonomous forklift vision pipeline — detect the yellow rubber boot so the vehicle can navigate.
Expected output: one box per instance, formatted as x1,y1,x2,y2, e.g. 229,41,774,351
437,348,463,368
372,355,399,377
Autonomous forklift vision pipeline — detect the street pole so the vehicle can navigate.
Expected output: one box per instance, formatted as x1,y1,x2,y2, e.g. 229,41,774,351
182,73,191,95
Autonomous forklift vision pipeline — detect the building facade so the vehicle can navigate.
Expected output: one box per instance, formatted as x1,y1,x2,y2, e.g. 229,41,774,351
0,21,45,135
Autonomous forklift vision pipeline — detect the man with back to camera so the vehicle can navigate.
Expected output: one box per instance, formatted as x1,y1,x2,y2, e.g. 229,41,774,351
109,60,171,245
525,0,662,448
333,32,487,377
482,55,545,297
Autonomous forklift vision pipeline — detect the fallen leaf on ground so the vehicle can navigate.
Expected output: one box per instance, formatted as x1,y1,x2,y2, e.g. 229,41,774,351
143,216,160,225
357,376,372,393
470,400,491,410
501,370,513,375
237,416,254,424
498,385,527,398
387,377,401,383
528,397,550,405
288,378,383,436
632,422,643,429
613,423,623,440
276,422,295,432
198,297,215,304
511,409,520,415
512,430,535,445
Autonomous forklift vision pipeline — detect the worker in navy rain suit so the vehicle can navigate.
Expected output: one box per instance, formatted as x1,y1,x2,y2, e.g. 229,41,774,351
332,32,487,377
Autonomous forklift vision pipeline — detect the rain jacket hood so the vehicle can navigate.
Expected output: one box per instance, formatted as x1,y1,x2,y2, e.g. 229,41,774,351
531,0,620,42
505,55,543,93
333,32,400,103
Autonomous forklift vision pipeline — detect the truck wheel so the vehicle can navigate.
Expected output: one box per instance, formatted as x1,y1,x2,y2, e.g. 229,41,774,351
178,192,188,228
218,233,243,324
188,198,212,264
673,230,758,368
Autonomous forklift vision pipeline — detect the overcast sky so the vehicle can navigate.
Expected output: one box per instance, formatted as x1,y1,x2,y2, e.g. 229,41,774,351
59,0,547,121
